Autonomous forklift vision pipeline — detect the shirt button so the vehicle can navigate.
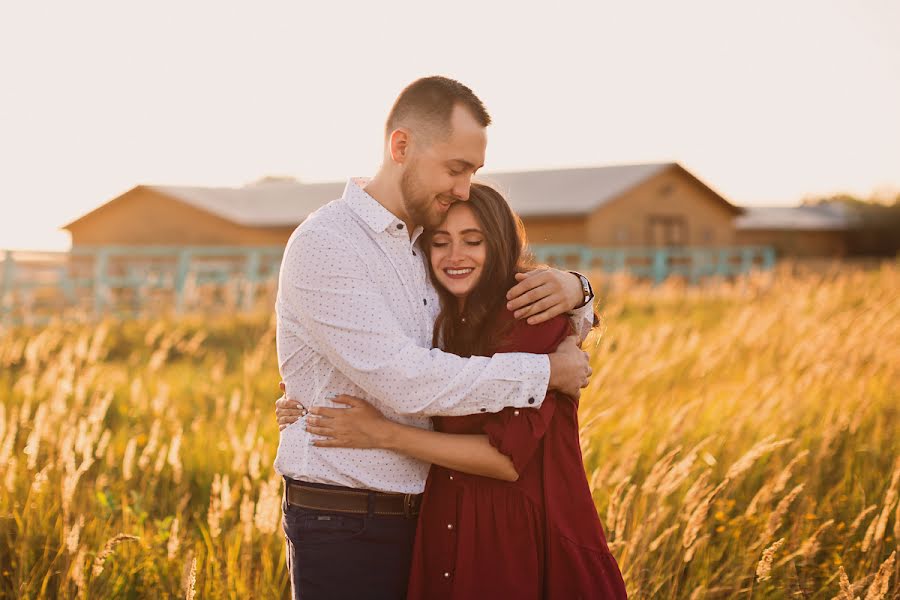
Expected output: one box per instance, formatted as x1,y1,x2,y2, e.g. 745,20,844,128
479,408,486,412
412,250,417,256
396,223,404,230
527,397,535,405
423,298,427,305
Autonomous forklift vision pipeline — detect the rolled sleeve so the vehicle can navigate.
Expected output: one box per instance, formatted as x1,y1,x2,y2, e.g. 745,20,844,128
482,396,557,475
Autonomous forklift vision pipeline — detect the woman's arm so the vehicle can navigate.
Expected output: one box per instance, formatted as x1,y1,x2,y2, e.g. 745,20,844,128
304,396,519,482
382,424,519,482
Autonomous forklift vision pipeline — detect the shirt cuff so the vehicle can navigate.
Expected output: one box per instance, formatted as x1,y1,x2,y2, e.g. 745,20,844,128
489,353,550,411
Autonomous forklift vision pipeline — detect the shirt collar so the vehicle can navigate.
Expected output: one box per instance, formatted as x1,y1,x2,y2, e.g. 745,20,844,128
343,177,425,242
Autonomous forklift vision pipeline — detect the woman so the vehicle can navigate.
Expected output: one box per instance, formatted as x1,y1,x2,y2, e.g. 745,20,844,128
277,183,626,599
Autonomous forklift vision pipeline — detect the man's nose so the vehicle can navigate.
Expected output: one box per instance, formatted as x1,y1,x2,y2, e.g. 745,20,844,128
451,177,471,201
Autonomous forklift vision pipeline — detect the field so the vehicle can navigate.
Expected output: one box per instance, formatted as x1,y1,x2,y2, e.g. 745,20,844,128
0,262,898,598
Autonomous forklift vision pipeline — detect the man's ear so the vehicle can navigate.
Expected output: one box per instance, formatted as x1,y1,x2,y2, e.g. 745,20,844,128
389,128,410,164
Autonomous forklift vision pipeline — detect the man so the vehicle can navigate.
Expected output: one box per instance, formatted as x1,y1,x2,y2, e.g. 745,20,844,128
274,76,596,599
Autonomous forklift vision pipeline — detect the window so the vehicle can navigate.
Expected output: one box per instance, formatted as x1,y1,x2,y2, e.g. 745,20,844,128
645,215,688,247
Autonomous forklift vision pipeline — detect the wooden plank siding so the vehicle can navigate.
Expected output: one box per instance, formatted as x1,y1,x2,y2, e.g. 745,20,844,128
67,187,296,247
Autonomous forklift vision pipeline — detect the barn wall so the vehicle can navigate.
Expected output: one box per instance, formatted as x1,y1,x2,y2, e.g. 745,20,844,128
586,167,737,247
67,188,296,247
735,229,848,257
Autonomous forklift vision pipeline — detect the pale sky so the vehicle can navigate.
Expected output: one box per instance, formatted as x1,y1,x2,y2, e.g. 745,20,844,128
1,0,898,251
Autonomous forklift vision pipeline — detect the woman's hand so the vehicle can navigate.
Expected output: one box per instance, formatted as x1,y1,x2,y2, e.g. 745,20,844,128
275,381,307,431
305,395,393,449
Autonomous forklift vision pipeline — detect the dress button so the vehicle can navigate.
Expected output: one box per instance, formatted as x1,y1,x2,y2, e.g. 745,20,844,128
447,523,454,530
449,475,454,480
527,397,535,404
514,410,520,416
443,572,451,579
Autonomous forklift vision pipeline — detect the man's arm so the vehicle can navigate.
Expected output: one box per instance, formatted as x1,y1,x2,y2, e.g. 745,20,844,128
506,269,596,340
278,227,551,418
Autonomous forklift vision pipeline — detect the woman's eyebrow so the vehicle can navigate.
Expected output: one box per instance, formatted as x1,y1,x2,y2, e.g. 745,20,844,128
431,228,483,236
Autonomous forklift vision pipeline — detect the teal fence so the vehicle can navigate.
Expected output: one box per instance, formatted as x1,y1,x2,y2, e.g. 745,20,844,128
0,244,774,323
531,245,776,284
0,246,285,323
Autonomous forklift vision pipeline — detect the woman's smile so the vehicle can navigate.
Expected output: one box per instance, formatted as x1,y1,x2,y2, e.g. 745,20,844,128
444,267,475,279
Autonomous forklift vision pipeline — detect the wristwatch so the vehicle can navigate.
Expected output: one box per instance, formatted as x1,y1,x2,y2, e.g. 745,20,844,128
570,271,594,308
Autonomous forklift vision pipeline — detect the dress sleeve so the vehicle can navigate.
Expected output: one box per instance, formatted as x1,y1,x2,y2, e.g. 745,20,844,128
480,314,574,475
482,396,559,475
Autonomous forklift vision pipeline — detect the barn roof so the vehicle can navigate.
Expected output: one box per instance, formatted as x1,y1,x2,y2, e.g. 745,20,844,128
734,205,858,231
484,162,680,216
63,162,738,230
149,179,346,227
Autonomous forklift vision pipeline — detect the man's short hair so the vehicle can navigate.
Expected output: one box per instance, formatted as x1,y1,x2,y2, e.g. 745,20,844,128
385,76,491,142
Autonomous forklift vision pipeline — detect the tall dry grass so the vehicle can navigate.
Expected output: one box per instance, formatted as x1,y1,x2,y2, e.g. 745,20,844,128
0,262,897,598
580,261,899,598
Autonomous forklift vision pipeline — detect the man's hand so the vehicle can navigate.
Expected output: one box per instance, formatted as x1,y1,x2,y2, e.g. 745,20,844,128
547,336,592,398
275,381,306,431
506,268,585,325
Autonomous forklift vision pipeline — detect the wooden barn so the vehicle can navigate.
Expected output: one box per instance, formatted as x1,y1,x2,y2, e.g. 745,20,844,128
733,205,855,257
62,163,856,258
484,163,741,247
63,177,344,247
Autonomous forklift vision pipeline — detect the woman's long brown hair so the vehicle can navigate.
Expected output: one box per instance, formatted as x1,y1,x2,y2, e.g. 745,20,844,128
422,183,535,357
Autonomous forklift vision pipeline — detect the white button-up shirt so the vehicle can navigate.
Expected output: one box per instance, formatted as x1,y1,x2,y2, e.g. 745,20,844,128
274,178,593,494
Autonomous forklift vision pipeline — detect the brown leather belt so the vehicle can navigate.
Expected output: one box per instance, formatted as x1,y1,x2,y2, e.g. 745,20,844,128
286,481,422,518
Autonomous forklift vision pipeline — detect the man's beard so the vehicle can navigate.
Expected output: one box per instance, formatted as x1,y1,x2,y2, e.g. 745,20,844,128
400,165,443,229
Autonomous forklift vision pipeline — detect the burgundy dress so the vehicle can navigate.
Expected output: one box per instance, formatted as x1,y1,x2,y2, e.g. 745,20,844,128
406,309,627,599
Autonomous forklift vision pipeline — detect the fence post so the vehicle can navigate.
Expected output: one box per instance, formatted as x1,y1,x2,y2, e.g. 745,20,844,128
0,250,13,319
93,248,109,315
740,247,754,274
715,248,729,277
174,249,192,314
762,246,776,270
614,250,626,274
652,248,668,284
243,249,261,309
578,247,593,273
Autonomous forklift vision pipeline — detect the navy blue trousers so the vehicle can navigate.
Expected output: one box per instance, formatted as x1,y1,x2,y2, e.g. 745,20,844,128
282,480,418,600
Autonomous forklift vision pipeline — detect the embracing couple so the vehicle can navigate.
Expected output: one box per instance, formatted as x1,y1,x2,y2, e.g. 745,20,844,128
273,76,626,599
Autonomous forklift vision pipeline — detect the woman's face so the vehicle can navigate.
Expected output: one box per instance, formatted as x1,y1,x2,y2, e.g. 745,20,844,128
428,203,487,301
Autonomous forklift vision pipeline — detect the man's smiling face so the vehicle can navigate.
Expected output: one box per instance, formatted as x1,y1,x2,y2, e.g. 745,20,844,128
399,104,486,229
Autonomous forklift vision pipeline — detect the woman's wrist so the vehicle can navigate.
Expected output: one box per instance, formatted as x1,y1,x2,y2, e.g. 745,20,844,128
374,419,402,450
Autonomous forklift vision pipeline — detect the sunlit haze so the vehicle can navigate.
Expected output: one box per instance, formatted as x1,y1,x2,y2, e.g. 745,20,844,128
1,1,898,251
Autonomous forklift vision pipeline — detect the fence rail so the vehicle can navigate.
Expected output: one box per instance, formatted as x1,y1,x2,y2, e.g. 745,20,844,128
531,245,776,283
0,244,775,324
